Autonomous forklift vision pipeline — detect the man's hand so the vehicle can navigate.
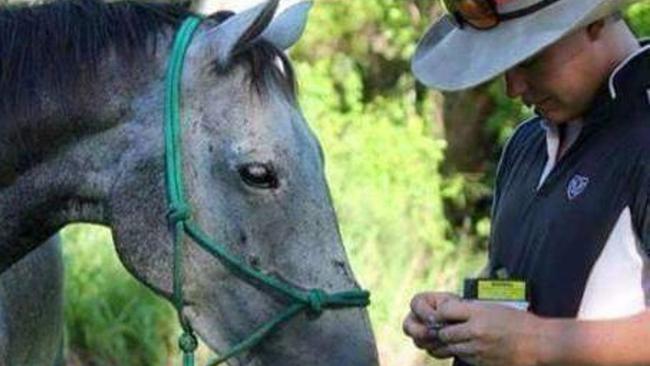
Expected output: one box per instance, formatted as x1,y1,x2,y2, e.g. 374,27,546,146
407,295,650,366
433,297,543,366
402,292,461,360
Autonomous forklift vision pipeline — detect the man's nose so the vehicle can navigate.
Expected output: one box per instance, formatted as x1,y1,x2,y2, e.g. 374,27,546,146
505,67,528,99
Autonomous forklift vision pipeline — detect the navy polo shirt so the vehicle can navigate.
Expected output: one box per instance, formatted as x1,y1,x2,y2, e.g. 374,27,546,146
489,42,650,318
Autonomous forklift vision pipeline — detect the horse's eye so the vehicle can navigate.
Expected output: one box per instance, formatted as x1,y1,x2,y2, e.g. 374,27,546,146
238,163,279,189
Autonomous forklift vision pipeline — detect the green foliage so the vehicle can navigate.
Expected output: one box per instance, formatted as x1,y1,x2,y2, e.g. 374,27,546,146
294,0,439,102
627,2,650,37
62,225,178,366
295,56,484,360
291,2,485,363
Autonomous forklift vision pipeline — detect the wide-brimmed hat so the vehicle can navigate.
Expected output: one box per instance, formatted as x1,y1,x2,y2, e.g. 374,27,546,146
412,0,641,91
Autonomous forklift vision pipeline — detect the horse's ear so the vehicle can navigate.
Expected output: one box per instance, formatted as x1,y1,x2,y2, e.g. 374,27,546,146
197,0,279,67
259,0,313,50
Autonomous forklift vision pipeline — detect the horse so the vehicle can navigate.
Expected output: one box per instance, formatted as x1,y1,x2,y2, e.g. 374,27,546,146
0,237,63,366
0,0,379,365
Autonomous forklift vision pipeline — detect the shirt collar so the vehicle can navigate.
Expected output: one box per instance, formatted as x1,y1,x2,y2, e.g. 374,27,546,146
539,118,583,150
608,39,650,100
577,38,650,132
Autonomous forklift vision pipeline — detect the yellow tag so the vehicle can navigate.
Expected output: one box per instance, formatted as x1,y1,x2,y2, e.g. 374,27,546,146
477,280,526,301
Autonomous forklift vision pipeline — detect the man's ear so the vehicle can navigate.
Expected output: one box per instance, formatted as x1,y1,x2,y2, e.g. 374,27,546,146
586,18,607,41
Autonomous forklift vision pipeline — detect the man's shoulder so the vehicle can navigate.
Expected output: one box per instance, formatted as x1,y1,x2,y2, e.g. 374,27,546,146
512,116,544,137
620,100,650,151
502,116,545,155
494,116,544,180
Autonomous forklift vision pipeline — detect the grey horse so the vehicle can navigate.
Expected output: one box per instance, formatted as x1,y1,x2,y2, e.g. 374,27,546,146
0,0,378,365
0,238,63,366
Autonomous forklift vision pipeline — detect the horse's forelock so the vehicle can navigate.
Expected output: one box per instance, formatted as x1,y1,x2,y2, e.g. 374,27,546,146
0,0,297,126
0,0,192,122
219,40,298,103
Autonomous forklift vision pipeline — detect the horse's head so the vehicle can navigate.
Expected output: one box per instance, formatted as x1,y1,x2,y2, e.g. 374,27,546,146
109,1,378,364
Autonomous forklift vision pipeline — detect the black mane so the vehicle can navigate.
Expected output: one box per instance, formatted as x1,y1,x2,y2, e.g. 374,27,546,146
0,0,296,123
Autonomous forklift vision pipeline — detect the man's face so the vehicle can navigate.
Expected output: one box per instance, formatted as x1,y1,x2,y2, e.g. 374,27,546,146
504,27,605,124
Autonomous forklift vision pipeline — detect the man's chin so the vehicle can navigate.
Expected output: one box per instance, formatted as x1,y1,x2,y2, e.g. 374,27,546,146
535,108,575,125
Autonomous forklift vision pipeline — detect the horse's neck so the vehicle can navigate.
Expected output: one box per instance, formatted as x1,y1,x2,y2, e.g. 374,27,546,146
0,45,168,272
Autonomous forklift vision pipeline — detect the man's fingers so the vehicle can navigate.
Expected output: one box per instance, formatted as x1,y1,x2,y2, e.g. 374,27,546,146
435,298,473,323
409,292,437,323
446,341,477,358
405,291,469,362
410,292,460,323
426,345,455,360
413,337,437,350
438,322,473,344
412,334,454,359
402,312,430,339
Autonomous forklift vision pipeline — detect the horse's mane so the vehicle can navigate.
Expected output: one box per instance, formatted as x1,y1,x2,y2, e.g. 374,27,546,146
0,0,296,124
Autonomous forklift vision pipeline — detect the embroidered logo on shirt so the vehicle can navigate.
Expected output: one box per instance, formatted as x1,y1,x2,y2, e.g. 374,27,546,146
567,175,589,200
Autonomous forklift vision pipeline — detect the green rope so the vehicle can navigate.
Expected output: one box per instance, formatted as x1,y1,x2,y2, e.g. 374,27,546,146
164,15,371,366
165,16,203,366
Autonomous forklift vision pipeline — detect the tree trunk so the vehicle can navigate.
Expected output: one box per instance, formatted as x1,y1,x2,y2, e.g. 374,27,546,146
442,84,495,173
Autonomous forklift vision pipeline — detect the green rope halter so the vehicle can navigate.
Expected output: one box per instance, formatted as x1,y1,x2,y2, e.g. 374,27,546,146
164,15,371,366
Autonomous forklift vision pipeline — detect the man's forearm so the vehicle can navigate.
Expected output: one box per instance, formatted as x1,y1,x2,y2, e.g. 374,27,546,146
537,310,650,366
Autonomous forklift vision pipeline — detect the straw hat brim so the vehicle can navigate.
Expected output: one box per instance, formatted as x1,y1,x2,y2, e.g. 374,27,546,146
412,0,636,91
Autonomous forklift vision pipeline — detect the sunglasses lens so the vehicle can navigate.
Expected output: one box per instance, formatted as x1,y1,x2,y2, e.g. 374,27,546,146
445,0,499,29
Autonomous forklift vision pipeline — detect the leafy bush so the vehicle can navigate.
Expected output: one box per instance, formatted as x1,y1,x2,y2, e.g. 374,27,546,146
62,225,180,366
295,55,484,364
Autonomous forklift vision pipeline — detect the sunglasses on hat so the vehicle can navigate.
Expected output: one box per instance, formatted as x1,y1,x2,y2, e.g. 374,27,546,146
442,0,561,30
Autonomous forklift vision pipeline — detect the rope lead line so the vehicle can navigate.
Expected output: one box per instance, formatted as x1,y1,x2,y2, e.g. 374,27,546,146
164,15,371,366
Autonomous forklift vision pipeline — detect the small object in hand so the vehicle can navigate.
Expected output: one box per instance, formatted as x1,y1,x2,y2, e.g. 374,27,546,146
426,320,447,338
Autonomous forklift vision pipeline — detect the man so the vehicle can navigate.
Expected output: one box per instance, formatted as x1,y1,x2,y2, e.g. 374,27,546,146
403,0,650,365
